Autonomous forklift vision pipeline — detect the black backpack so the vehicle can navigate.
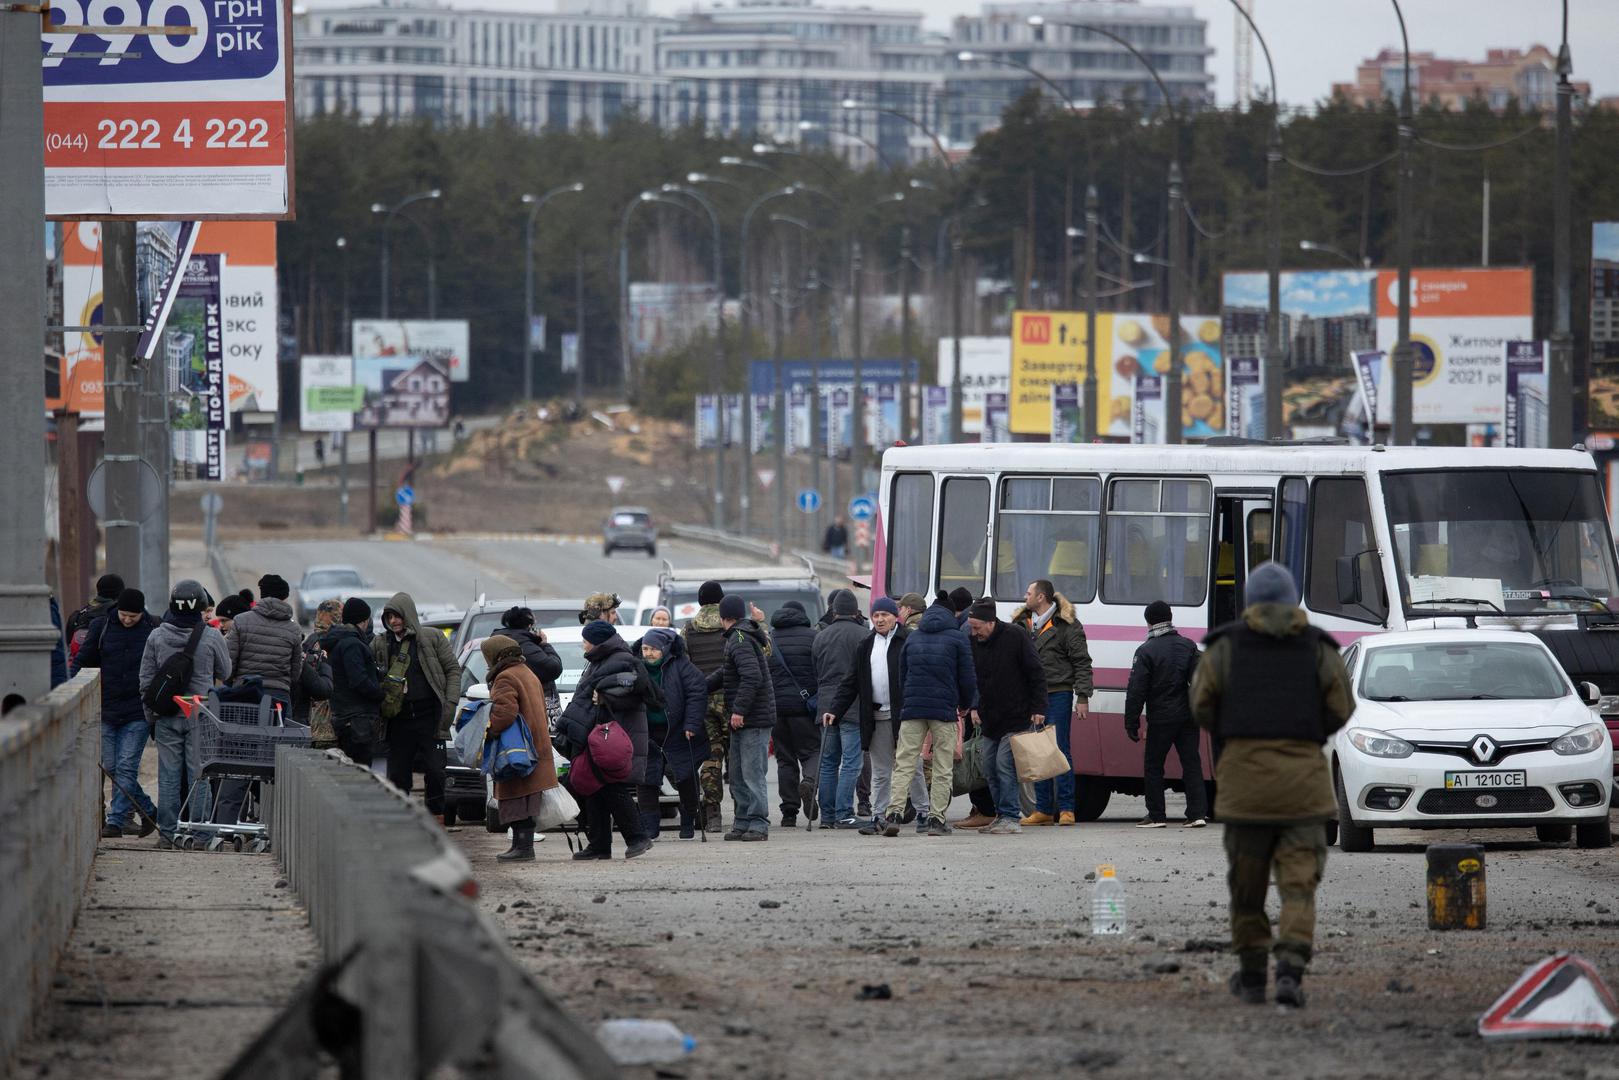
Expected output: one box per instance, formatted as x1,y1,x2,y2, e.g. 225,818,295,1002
144,623,206,717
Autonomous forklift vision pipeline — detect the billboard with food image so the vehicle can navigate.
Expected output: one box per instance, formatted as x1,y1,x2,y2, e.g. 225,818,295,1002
1109,314,1225,441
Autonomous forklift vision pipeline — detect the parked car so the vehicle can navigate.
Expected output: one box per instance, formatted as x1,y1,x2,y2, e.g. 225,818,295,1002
295,565,368,623
419,606,464,640
602,506,657,558
445,628,678,831
453,596,592,652
1332,630,1613,852
637,558,824,627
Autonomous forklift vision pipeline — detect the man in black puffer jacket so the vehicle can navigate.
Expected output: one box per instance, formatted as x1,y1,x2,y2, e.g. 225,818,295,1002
227,574,304,710
706,595,775,840
1124,600,1208,828
967,599,1047,834
768,600,819,827
77,588,159,838
322,597,383,764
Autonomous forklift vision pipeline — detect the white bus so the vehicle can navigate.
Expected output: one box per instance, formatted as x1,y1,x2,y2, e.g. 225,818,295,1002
873,442,1619,819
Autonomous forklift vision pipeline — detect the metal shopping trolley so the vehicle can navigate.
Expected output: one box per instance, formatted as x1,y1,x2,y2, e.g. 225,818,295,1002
172,692,310,853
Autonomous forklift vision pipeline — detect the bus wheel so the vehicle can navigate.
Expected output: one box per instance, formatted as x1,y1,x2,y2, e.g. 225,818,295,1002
1073,778,1110,822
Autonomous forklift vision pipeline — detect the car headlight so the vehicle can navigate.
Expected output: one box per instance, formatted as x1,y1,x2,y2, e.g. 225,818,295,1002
1551,722,1608,756
1347,727,1414,759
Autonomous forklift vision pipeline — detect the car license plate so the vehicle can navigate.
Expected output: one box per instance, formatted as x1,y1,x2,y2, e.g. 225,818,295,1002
1444,770,1526,789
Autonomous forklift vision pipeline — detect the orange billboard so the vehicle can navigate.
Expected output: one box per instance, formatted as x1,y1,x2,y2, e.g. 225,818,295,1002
1375,267,1533,318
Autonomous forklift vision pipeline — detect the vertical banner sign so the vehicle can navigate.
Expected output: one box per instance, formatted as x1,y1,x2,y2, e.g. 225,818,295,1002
694,395,718,449
787,386,810,453
1352,349,1384,428
41,0,295,218
529,316,547,352
869,384,899,449
827,388,851,459
1132,374,1165,445
751,394,775,453
560,332,579,374
1051,383,1082,443
1226,356,1264,440
921,385,950,445
1503,341,1550,449
722,395,743,449
982,393,1010,443
170,253,227,479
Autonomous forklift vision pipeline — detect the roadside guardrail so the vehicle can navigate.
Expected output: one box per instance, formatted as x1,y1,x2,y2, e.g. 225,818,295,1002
227,747,617,1079
668,523,856,585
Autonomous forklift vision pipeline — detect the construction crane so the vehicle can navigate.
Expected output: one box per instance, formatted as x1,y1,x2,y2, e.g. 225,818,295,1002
1234,0,1256,106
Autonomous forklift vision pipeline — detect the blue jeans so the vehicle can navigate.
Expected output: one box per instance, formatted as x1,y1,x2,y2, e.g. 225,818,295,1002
1034,691,1075,814
982,730,1026,822
817,717,863,823
728,726,771,834
101,718,156,826
155,713,211,839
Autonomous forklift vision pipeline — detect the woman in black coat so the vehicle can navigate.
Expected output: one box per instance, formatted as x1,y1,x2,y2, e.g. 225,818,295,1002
571,622,663,860
641,627,708,839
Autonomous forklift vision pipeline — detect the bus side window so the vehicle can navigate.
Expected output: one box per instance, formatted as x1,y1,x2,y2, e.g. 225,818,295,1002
886,473,935,599
1102,477,1211,606
937,476,990,596
1275,476,1307,583
1308,477,1388,624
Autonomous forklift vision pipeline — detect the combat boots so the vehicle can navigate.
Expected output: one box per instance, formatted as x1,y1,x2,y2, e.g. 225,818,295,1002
497,822,535,862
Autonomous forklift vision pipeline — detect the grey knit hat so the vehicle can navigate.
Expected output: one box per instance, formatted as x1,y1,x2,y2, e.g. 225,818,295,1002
1245,562,1299,607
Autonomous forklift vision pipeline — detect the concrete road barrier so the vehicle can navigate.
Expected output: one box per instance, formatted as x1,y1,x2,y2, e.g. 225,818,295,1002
0,673,101,1073
247,747,617,1079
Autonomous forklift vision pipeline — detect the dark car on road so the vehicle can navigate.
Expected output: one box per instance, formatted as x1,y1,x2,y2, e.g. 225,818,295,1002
602,506,657,558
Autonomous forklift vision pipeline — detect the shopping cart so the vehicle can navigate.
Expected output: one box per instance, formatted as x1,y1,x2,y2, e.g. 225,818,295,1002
172,691,310,853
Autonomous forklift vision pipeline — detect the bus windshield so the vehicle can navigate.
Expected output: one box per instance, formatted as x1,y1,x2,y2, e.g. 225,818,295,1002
1381,469,1619,616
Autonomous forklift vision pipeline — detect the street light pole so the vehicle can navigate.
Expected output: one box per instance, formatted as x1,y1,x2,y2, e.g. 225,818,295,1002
1084,184,1100,441
900,224,914,443
336,236,351,528
1166,161,1186,445
520,183,586,402
950,223,965,442
661,183,730,530
1549,0,1574,446
1390,1,1415,446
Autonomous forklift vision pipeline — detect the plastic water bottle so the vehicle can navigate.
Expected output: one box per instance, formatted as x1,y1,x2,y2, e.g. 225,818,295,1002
595,1019,698,1066
1091,864,1127,936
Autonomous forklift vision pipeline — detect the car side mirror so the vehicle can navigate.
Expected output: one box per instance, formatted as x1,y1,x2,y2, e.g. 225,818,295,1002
1579,681,1601,707
467,683,491,701
1335,555,1362,609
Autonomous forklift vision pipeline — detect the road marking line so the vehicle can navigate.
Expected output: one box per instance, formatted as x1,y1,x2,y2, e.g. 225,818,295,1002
1018,866,1058,876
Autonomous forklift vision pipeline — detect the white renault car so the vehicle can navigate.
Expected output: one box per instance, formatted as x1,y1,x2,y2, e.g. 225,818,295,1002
1333,630,1613,852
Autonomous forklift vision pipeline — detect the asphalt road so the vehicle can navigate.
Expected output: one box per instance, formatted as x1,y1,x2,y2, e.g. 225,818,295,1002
220,534,730,617
460,793,1619,1080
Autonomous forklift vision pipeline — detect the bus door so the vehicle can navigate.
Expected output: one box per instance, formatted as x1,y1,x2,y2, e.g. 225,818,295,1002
1212,490,1274,628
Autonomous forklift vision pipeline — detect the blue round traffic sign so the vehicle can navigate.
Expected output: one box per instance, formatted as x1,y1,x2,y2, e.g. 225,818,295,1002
848,495,876,522
395,486,415,507
795,488,822,514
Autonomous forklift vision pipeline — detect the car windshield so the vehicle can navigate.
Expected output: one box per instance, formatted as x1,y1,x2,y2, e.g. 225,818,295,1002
610,513,650,528
304,570,362,589
460,639,589,696
466,606,582,640
663,587,824,627
1382,470,1619,616
1359,641,1569,702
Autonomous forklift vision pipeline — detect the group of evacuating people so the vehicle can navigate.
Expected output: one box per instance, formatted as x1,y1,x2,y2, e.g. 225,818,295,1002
72,556,1348,1008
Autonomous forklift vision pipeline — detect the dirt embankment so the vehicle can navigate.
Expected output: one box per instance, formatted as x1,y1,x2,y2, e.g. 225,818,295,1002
173,405,711,537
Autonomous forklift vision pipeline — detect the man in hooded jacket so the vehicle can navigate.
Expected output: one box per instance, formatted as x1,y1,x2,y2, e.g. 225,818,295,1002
708,595,776,840
373,591,461,821
1192,562,1352,1009
682,580,730,832
324,597,382,764
768,600,819,826
141,579,231,847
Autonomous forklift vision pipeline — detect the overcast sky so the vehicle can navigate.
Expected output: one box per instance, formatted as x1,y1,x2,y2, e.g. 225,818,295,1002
644,0,1619,107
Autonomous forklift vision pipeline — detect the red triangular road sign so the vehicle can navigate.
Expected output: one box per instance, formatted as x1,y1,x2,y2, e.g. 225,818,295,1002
1479,953,1619,1040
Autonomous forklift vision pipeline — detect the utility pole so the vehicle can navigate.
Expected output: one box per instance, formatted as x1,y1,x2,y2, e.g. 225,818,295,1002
0,9,60,701
1084,185,1100,441
523,204,536,402
103,222,143,583
1165,161,1185,445
850,237,864,502
1392,39,1416,446
1263,109,1284,440
1063,176,1074,310
899,225,913,443
773,241,787,554
337,237,350,529
1549,8,1574,446
950,224,964,442
140,332,171,605
575,250,586,401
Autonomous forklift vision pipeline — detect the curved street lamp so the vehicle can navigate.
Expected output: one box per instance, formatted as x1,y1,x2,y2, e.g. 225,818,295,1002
1298,239,1370,268
371,188,441,319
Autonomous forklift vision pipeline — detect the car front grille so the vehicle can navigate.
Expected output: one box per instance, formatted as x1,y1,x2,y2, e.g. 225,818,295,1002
1415,788,1555,815
1410,739,1553,766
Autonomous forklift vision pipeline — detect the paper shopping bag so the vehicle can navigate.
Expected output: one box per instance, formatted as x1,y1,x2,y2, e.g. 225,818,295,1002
1010,725,1070,784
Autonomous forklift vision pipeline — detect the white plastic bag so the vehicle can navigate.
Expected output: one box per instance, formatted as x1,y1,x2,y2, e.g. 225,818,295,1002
535,785,580,830
453,700,489,769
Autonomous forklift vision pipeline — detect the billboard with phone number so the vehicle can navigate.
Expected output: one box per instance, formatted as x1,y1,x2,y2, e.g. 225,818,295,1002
41,0,293,218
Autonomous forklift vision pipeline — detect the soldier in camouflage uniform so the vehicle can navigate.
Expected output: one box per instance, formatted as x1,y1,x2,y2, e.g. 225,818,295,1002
682,581,731,832
580,591,623,626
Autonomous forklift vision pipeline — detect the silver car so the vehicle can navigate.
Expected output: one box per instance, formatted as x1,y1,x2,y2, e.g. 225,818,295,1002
603,506,657,558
